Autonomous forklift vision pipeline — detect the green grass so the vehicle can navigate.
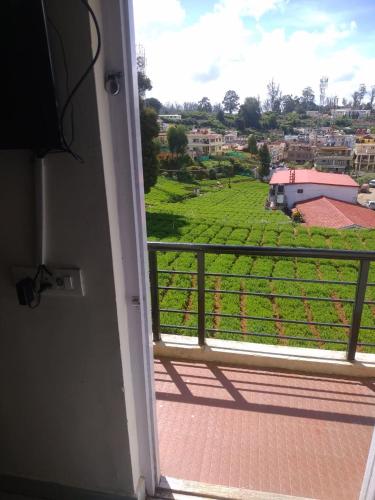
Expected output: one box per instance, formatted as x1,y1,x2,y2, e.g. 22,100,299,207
146,177,375,352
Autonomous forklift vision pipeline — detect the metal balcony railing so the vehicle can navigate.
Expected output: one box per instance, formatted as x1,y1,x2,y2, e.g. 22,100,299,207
148,242,375,361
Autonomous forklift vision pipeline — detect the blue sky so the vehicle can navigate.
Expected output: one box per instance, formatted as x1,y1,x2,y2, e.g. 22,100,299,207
133,0,375,105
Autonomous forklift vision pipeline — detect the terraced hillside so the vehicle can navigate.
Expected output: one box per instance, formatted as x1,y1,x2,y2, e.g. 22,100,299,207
146,177,375,351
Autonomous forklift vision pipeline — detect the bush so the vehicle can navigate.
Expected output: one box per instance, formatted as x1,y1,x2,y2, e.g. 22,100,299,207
176,168,194,183
209,168,217,180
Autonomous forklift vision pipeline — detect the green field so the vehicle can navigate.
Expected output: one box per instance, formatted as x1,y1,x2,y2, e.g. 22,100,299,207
146,177,375,352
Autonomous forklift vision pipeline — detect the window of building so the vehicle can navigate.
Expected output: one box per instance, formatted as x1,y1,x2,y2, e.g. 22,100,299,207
297,188,303,194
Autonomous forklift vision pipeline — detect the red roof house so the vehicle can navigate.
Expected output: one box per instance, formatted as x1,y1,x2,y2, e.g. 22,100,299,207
295,197,375,229
269,169,358,187
268,169,359,209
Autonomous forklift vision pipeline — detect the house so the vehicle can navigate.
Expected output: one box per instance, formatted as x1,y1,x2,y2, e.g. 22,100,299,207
285,143,315,164
354,143,375,172
223,131,238,144
268,142,287,163
314,145,352,172
159,114,182,121
284,134,309,143
268,169,359,209
187,129,223,158
331,108,371,119
295,196,375,229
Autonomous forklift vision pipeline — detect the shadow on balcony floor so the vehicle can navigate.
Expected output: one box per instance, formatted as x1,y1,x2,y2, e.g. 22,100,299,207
154,358,375,500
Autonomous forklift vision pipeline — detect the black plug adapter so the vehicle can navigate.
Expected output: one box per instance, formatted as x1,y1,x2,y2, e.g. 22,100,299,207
16,277,36,306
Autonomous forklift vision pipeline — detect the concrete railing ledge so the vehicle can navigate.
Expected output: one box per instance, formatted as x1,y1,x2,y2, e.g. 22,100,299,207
154,334,375,378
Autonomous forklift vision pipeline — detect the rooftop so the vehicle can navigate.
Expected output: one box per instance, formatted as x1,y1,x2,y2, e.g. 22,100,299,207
295,196,375,229
270,169,359,187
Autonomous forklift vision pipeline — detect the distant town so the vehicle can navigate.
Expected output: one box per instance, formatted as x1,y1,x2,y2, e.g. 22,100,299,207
156,109,375,175
137,49,375,230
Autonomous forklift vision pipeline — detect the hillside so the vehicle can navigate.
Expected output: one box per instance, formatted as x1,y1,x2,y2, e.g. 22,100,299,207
145,177,375,351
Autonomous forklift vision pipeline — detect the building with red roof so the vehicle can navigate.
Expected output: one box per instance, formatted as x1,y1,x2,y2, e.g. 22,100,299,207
295,197,375,229
268,169,359,209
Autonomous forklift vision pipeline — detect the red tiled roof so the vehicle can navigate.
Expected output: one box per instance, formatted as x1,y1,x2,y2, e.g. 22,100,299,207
295,196,375,229
270,169,358,187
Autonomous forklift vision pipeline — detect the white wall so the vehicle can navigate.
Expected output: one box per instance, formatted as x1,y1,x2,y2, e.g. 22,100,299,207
0,1,143,497
284,183,358,208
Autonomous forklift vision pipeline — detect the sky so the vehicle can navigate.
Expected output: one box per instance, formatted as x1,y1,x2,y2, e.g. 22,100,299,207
133,0,375,106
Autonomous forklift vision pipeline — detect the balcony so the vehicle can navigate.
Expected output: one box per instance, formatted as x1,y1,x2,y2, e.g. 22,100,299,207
149,242,375,499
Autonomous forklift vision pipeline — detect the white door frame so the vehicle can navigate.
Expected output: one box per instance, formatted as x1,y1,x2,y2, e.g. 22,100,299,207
90,0,159,497
360,427,375,500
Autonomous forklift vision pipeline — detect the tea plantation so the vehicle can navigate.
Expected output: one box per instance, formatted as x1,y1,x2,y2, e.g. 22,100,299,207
146,177,375,351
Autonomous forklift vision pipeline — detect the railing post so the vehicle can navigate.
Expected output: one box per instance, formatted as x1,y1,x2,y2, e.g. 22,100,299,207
197,250,206,346
149,249,161,342
347,259,370,361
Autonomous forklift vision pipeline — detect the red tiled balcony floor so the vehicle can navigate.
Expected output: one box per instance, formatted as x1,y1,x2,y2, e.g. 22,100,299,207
154,358,375,500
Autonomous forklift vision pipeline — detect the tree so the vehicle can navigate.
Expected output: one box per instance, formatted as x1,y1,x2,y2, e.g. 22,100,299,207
145,97,162,114
300,87,316,111
197,97,212,112
137,64,159,193
281,94,297,114
370,86,375,110
247,135,258,154
352,91,360,108
358,83,367,106
260,112,278,130
258,143,271,179
167,125,188,157
264,79,282,113
342,97,348,107
163,102,183,113
222,90,240,114
183,102,198,111
138,72,152,99
237,97,261,130
216,108,225,124
140,107,159,193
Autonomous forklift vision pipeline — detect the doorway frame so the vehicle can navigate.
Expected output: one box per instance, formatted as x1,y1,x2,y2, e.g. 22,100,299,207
90,0,159,497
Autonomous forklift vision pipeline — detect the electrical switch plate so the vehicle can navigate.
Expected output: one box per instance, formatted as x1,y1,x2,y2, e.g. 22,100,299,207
12,267,85,297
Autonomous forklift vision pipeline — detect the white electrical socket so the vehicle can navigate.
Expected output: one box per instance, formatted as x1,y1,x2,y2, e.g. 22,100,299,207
12,267,85,297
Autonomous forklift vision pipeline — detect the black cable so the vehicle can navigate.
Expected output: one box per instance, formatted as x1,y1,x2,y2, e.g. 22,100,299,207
47,15,75,149
58,0,101,162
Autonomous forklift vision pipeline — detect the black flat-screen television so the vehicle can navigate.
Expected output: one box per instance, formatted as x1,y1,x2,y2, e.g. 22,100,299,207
0,0,62,153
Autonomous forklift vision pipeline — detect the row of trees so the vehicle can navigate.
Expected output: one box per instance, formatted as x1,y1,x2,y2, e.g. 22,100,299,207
180,90,240,114
161,80,375,117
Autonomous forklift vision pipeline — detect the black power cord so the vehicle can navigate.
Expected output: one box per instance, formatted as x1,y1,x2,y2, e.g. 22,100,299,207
47,15,75,149
58,0,102,162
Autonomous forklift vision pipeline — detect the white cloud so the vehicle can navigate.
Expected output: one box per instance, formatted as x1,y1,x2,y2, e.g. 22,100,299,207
134,0,374,106
215,0,287,21
133,0,185,32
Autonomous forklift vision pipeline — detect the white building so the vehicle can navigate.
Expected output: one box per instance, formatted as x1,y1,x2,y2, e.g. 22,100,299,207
159,114,182,121
268,169,359,209
284,134,309,143
187,129,223,157
331,109,371,119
